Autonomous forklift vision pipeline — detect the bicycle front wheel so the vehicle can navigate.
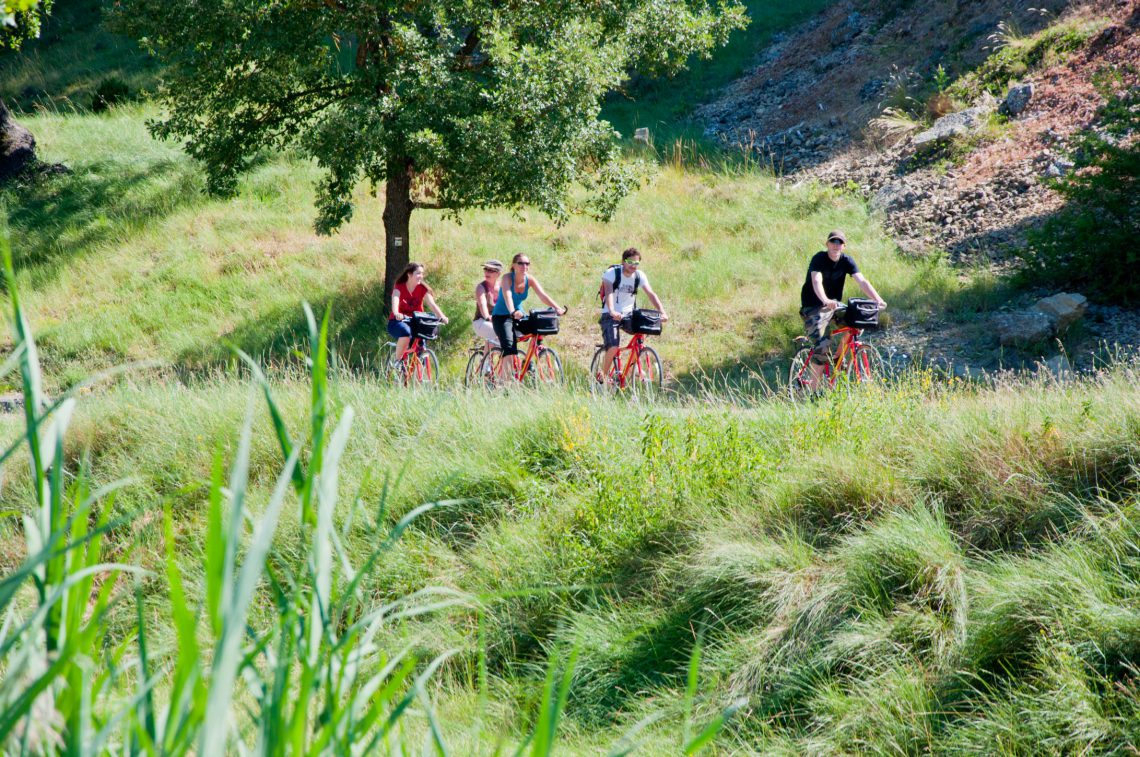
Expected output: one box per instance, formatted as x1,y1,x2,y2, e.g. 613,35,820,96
530,346,564,386
849,344,885,385
630,345,663,398
789,347,820,402
408,348,439,387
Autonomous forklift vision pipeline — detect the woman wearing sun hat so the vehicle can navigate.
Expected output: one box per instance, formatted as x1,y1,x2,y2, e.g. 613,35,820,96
473,259,503,348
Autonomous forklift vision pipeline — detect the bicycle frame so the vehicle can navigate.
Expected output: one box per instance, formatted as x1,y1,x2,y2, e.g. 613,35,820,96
608,333,651,389
794,327,865,388
496,333,544,381
392,337,433,384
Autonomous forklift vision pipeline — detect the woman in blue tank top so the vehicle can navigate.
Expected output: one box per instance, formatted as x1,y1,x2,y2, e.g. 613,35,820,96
491,253,567,358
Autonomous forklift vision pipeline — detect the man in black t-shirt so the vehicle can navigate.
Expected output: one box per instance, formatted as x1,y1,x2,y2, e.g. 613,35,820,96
800,230,887,373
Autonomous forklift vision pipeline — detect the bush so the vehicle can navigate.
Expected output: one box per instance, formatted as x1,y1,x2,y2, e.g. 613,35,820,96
1017,75,1140,300
92,77,130,112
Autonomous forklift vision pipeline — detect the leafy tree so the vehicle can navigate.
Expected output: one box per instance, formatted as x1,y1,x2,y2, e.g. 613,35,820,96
1,0,51,181
1,0,50,50
114,0,746,293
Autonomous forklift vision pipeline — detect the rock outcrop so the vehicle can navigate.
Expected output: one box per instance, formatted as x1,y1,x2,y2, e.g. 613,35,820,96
0,100,36,182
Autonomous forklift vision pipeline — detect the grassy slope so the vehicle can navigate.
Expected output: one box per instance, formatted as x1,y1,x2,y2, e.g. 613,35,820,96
5,1,1139,753
2,366,1139,752
7,106,977,392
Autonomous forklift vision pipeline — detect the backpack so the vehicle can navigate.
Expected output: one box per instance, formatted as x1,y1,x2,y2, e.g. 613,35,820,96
598,265,640,305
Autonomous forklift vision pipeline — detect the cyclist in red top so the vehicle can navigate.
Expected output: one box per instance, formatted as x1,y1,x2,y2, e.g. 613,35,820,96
388,262,449,361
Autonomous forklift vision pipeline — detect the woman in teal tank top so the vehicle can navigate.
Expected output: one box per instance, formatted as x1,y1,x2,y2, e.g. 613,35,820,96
491,253,567,358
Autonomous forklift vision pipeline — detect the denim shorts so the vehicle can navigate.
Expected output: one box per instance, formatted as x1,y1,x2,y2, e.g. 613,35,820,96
387,319,412,340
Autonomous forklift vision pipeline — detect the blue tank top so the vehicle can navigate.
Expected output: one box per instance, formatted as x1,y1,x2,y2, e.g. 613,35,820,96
492,272,529,316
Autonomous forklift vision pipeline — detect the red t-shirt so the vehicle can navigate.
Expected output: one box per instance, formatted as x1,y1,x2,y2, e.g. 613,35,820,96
390,283,428,320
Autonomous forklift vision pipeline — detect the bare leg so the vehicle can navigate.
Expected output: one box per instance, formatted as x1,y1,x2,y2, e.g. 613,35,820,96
394,336,411,361
601,346,619,382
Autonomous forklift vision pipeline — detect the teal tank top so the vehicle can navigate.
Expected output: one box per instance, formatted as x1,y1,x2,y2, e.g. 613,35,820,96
492,272,529,316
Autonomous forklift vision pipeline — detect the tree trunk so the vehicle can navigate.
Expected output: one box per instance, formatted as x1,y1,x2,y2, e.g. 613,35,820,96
382,157,413,298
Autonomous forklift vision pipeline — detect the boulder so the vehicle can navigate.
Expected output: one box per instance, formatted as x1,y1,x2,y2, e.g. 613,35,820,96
1037,354,1073,381
912,105,991,152
0,100,36,182
994,310,1054,347
1042,157,1074,178
871,181,919,212
1035,292,1087,332
830,12,864,45
1000,83,1034,117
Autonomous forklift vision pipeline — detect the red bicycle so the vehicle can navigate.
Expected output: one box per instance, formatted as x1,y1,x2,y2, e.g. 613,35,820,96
383,313,441,387
590,315,663,396
480,309,564,389
788,304,884,401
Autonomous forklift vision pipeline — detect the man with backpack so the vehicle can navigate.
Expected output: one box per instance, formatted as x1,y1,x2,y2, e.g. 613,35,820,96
598,248,668,381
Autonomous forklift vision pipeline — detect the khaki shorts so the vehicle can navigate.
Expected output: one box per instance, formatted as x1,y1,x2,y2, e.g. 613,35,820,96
801,306,837,365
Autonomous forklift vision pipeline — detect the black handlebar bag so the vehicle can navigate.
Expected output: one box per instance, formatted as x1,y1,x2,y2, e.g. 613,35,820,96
845,299,879,329
631,309,663,335
518,309,560,335
411,312,442,340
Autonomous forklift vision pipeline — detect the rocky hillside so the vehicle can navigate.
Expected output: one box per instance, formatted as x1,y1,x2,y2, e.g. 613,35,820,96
698,0,1139,372
700,0,1138,261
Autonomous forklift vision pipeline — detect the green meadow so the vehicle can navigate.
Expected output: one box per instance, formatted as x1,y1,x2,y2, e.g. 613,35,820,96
2,0,1138,753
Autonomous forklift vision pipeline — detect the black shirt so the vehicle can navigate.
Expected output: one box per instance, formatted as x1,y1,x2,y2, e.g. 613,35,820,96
800,251,859,309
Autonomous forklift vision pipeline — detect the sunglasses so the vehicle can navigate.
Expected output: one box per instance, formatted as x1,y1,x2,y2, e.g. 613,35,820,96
827,239,844,245
624,261,641,267
483,268,499,273
516,261,531,266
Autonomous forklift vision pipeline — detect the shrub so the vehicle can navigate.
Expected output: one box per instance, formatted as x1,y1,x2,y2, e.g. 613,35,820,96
92,77,130,112
1017,75,1140,300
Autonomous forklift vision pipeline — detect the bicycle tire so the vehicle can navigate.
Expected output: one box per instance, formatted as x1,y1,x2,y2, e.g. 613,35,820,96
789,347,825,401
464,350,485,388
528,346,563,386
408,348,439,387
482,348,506,390
380,342,404,384
588,348,616,396
849,344,885,385
630,345,663,398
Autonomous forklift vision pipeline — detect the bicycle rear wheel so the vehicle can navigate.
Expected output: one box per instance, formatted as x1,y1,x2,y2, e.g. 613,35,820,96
530,346,563,386
849,344,885,385
629,345,663,398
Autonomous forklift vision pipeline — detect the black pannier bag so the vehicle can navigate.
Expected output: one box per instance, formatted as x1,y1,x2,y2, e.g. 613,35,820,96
845,298,879,329
411,311,442,340
631,308,663,335
518,308,560,335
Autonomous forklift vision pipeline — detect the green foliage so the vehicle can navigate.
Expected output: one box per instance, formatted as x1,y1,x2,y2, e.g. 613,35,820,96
1018,74,1140,300
112,0,747,238
1,0,51,51
947,16,1105,101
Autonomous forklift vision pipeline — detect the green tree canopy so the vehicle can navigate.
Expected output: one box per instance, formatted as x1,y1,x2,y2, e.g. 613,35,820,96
2,0,50,50
115,0,746,292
